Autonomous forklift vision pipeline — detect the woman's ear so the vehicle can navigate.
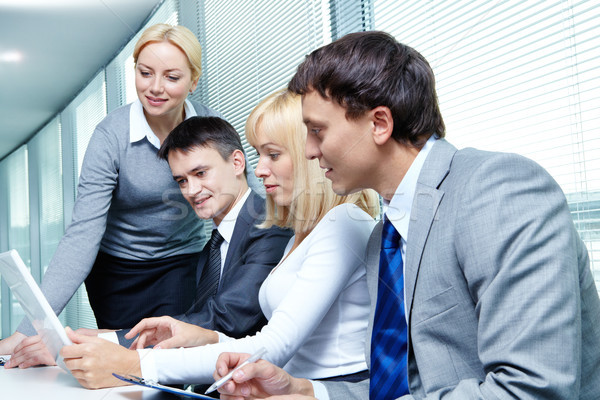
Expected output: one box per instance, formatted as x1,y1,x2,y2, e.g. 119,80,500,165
231,149,246,176
189,77,199,94
370,106,394,146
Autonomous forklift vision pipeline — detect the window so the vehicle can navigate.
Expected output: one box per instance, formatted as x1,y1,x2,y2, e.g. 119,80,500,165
28,118,63,279
2,146,30,332
59,71,107,329
373,0,600,290
188,0,331,168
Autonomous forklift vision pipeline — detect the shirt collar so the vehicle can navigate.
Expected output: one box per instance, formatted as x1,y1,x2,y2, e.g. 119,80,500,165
384,135,437,241
129,98,197,149
213,189,251,244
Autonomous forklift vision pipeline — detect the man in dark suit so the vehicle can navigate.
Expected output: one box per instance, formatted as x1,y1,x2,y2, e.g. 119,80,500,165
104,116,291,396
102,116,292,351
215,32,600,400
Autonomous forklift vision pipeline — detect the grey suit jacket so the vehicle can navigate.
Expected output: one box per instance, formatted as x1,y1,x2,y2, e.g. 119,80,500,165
118,191,292,346
325,139,600,399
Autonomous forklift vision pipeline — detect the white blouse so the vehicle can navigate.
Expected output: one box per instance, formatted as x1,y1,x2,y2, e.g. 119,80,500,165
139,203,375,384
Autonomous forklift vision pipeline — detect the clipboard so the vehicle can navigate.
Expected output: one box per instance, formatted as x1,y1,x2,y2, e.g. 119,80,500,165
113,373,215,399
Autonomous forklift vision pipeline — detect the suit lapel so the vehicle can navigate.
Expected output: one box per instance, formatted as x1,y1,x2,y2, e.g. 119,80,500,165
405,139,457,322
365,220,383,366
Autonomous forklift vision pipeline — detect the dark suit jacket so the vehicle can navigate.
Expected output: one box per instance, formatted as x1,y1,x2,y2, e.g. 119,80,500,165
118,190,292,346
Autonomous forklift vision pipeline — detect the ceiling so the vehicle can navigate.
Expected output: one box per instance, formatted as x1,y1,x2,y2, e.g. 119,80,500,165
0,0,163,161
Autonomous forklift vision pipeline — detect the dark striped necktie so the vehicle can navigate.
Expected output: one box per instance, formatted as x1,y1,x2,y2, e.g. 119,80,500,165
370,217,409,399
194,229,225,309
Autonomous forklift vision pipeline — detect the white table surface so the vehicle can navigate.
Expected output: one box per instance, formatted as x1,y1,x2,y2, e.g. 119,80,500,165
0,364,178,399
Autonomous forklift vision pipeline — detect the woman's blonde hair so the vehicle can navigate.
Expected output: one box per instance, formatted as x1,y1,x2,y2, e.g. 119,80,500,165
133,24,202,81
245,89,379,233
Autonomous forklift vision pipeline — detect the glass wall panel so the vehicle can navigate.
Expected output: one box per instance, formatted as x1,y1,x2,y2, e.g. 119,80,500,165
5,146,30,331
59,71,107,329
29,118,63,279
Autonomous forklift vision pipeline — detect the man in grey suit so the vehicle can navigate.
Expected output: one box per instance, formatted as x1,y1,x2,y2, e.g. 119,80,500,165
215,32,600,400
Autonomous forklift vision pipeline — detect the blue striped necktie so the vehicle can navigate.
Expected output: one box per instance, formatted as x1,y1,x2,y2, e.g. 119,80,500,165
370,217,409,399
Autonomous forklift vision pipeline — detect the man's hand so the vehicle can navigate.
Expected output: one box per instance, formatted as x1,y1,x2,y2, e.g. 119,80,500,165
215,352,316,400
3,332,56,368
126,316,218,349
61,327,140,389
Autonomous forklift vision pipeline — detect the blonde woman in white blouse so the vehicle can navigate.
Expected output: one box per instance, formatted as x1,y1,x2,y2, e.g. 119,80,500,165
60,88,379,390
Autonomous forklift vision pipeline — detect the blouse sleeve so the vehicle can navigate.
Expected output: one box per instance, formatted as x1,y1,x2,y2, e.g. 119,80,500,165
143,204,374,384
17,122,120,335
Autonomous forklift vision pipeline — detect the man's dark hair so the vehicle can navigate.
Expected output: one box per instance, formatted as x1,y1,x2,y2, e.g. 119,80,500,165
288,31,445,148
158,117,246,174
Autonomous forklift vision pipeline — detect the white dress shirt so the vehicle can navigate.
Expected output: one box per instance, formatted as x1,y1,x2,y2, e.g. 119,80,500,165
213,188,251,275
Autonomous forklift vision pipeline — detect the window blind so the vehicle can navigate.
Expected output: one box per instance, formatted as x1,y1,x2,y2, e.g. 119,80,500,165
190,0,331,169
330,0,372,39
372,0,600,289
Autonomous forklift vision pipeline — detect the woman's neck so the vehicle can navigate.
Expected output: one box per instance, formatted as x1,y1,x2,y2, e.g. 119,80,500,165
273,229,310,271
288,230,310,254
144,105,186,145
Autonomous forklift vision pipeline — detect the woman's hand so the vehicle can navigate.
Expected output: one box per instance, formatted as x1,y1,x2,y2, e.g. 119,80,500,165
61,327,140,389
2,332,56,369
126,316,219,349
215,352,317,400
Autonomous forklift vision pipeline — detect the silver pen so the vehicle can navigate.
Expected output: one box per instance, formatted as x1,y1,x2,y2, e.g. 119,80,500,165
205,347,268,394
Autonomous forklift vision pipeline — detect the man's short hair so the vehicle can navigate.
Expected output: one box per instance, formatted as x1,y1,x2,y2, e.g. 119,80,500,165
288,31,445,148
158,116,247,175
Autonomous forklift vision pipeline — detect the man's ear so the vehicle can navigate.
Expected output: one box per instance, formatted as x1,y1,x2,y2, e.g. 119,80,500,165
231,149,246,176
370,106,394,146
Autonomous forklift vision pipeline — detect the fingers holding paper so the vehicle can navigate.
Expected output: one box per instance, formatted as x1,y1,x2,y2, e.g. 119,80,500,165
61,327,141,389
